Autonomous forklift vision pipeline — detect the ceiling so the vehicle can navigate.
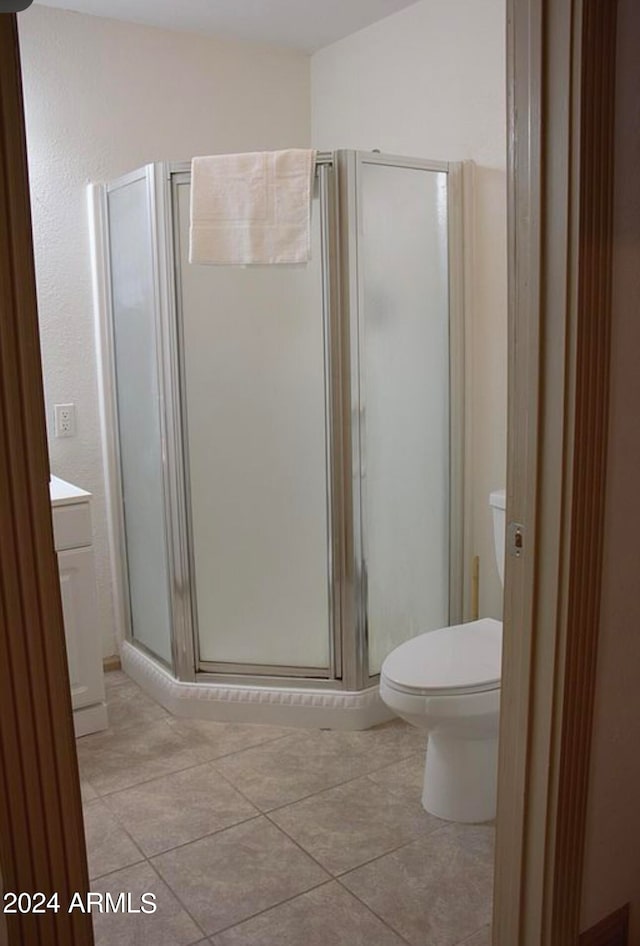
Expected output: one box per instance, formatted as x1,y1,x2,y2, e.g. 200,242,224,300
34,0,421,52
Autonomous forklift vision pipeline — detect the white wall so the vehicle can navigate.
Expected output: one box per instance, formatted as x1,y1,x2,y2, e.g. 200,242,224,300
311,0,508,619
18,5,311,656
580,0,640,936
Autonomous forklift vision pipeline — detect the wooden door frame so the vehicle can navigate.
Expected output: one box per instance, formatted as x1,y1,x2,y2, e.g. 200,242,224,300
494,0,618,943
0,14,93,946
0,2,620,945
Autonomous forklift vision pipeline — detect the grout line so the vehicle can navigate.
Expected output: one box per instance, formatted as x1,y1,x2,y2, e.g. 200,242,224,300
456,925,491,945
88,763,268,860
203,878,337,939
92,754,221,795
329,830,444,879
79,723,303,799
83,729,301,800
261,782,450,881
90,706,427,811
87,691,490,945
332,874,414,946
165,761,338,881
83,771,212,943
211,746,425,816
95,712,172,737
84,757,218,799
84,797,147,874
89,852,209,944
142,858,209,941
82,731,426,835
84,785,257,936
161,723,301,761
89,856,147,884
146,814,264,861
83,800,196,928
263,761,433,817
259,786,447,878
187,772,354,899
333,828,495,946
364,750,425,784
85,753,430,869
97,685,422,773
261,809,334,875
81,734,294,800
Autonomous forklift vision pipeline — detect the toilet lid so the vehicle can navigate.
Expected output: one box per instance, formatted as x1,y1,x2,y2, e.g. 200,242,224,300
380,618,502,696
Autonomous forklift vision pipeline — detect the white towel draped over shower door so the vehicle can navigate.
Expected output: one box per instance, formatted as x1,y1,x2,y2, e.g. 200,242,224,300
189,148,317,265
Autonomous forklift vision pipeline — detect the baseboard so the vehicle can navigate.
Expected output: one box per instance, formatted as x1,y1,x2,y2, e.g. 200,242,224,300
73,702,108,738
121,639,394,730
580,904,630,946
103,654,122,673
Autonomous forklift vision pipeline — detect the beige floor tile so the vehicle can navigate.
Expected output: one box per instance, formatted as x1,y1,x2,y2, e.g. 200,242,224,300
367,753,426,803
458,926,492,945
164,716,295,763
270,775,443,874
210,881,406,946
103,670,131,689
81,779,99,803
77,720,202,796
105,679,170,732
83,799,144,879
105,762,258,856
340,822,495,946
79,681,493,942
328,719,426,760
215,720,424,811
152,816,329,935
90,860,203,946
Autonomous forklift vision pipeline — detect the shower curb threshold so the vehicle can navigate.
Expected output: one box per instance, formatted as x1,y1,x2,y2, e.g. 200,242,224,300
121,641,394,731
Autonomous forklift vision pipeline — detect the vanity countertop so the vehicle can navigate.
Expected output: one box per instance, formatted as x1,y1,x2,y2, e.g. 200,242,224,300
49,475,92,507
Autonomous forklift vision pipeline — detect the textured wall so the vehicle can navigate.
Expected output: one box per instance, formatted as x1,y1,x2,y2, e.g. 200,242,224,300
18,4,311,656
311,0,507,620
18,0,506,660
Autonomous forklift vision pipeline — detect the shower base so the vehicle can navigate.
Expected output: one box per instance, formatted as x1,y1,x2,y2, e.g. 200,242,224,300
121,640,393,731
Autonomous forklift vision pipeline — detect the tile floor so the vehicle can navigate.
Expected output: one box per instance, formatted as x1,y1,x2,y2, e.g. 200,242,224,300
78,671,494,946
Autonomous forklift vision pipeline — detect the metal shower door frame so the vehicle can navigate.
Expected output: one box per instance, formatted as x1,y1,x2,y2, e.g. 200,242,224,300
162,155,345,686
337,150,466,691
98,152,464,691
94,164,187,675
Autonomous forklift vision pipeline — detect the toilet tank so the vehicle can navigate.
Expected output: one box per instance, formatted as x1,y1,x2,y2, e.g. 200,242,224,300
489,489,506,587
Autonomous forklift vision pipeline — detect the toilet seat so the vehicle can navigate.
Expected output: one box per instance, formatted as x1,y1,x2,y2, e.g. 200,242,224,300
380,618,502,697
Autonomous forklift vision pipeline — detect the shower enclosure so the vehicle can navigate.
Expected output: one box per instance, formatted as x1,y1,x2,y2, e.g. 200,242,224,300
92,151,465,728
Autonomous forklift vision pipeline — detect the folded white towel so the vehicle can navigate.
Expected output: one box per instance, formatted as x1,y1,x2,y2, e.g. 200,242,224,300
189,149,317,265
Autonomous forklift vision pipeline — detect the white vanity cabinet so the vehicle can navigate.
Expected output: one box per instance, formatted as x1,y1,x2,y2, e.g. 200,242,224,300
49,476,108,736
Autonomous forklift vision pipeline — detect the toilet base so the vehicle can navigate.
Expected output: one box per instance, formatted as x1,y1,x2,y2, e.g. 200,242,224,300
422,732,498,823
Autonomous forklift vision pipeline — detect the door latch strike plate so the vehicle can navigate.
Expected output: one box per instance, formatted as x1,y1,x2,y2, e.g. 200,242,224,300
508,521,525,557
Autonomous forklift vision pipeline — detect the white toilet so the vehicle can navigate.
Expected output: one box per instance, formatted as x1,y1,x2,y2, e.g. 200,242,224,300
380,488,506,824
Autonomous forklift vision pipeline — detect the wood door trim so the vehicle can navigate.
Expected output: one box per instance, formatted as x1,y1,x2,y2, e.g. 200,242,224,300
0,14,93,945
579,904,630,946
551,0,618,938
495,0,618,943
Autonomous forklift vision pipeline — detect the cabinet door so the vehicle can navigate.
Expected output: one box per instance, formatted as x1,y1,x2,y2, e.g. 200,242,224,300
57,547,105,710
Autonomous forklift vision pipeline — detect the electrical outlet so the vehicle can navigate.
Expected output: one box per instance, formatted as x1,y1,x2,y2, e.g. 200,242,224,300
54,403,76,438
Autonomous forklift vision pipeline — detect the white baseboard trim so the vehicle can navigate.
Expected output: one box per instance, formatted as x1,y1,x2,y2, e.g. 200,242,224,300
73,701,108,737
121,640,393,730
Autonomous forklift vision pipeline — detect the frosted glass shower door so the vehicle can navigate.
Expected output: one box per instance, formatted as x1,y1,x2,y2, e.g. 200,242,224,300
356,158,451,676
174,179,330,672
107,173,174,665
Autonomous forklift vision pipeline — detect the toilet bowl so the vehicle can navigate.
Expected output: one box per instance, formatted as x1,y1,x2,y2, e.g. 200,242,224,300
379,488,506,824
